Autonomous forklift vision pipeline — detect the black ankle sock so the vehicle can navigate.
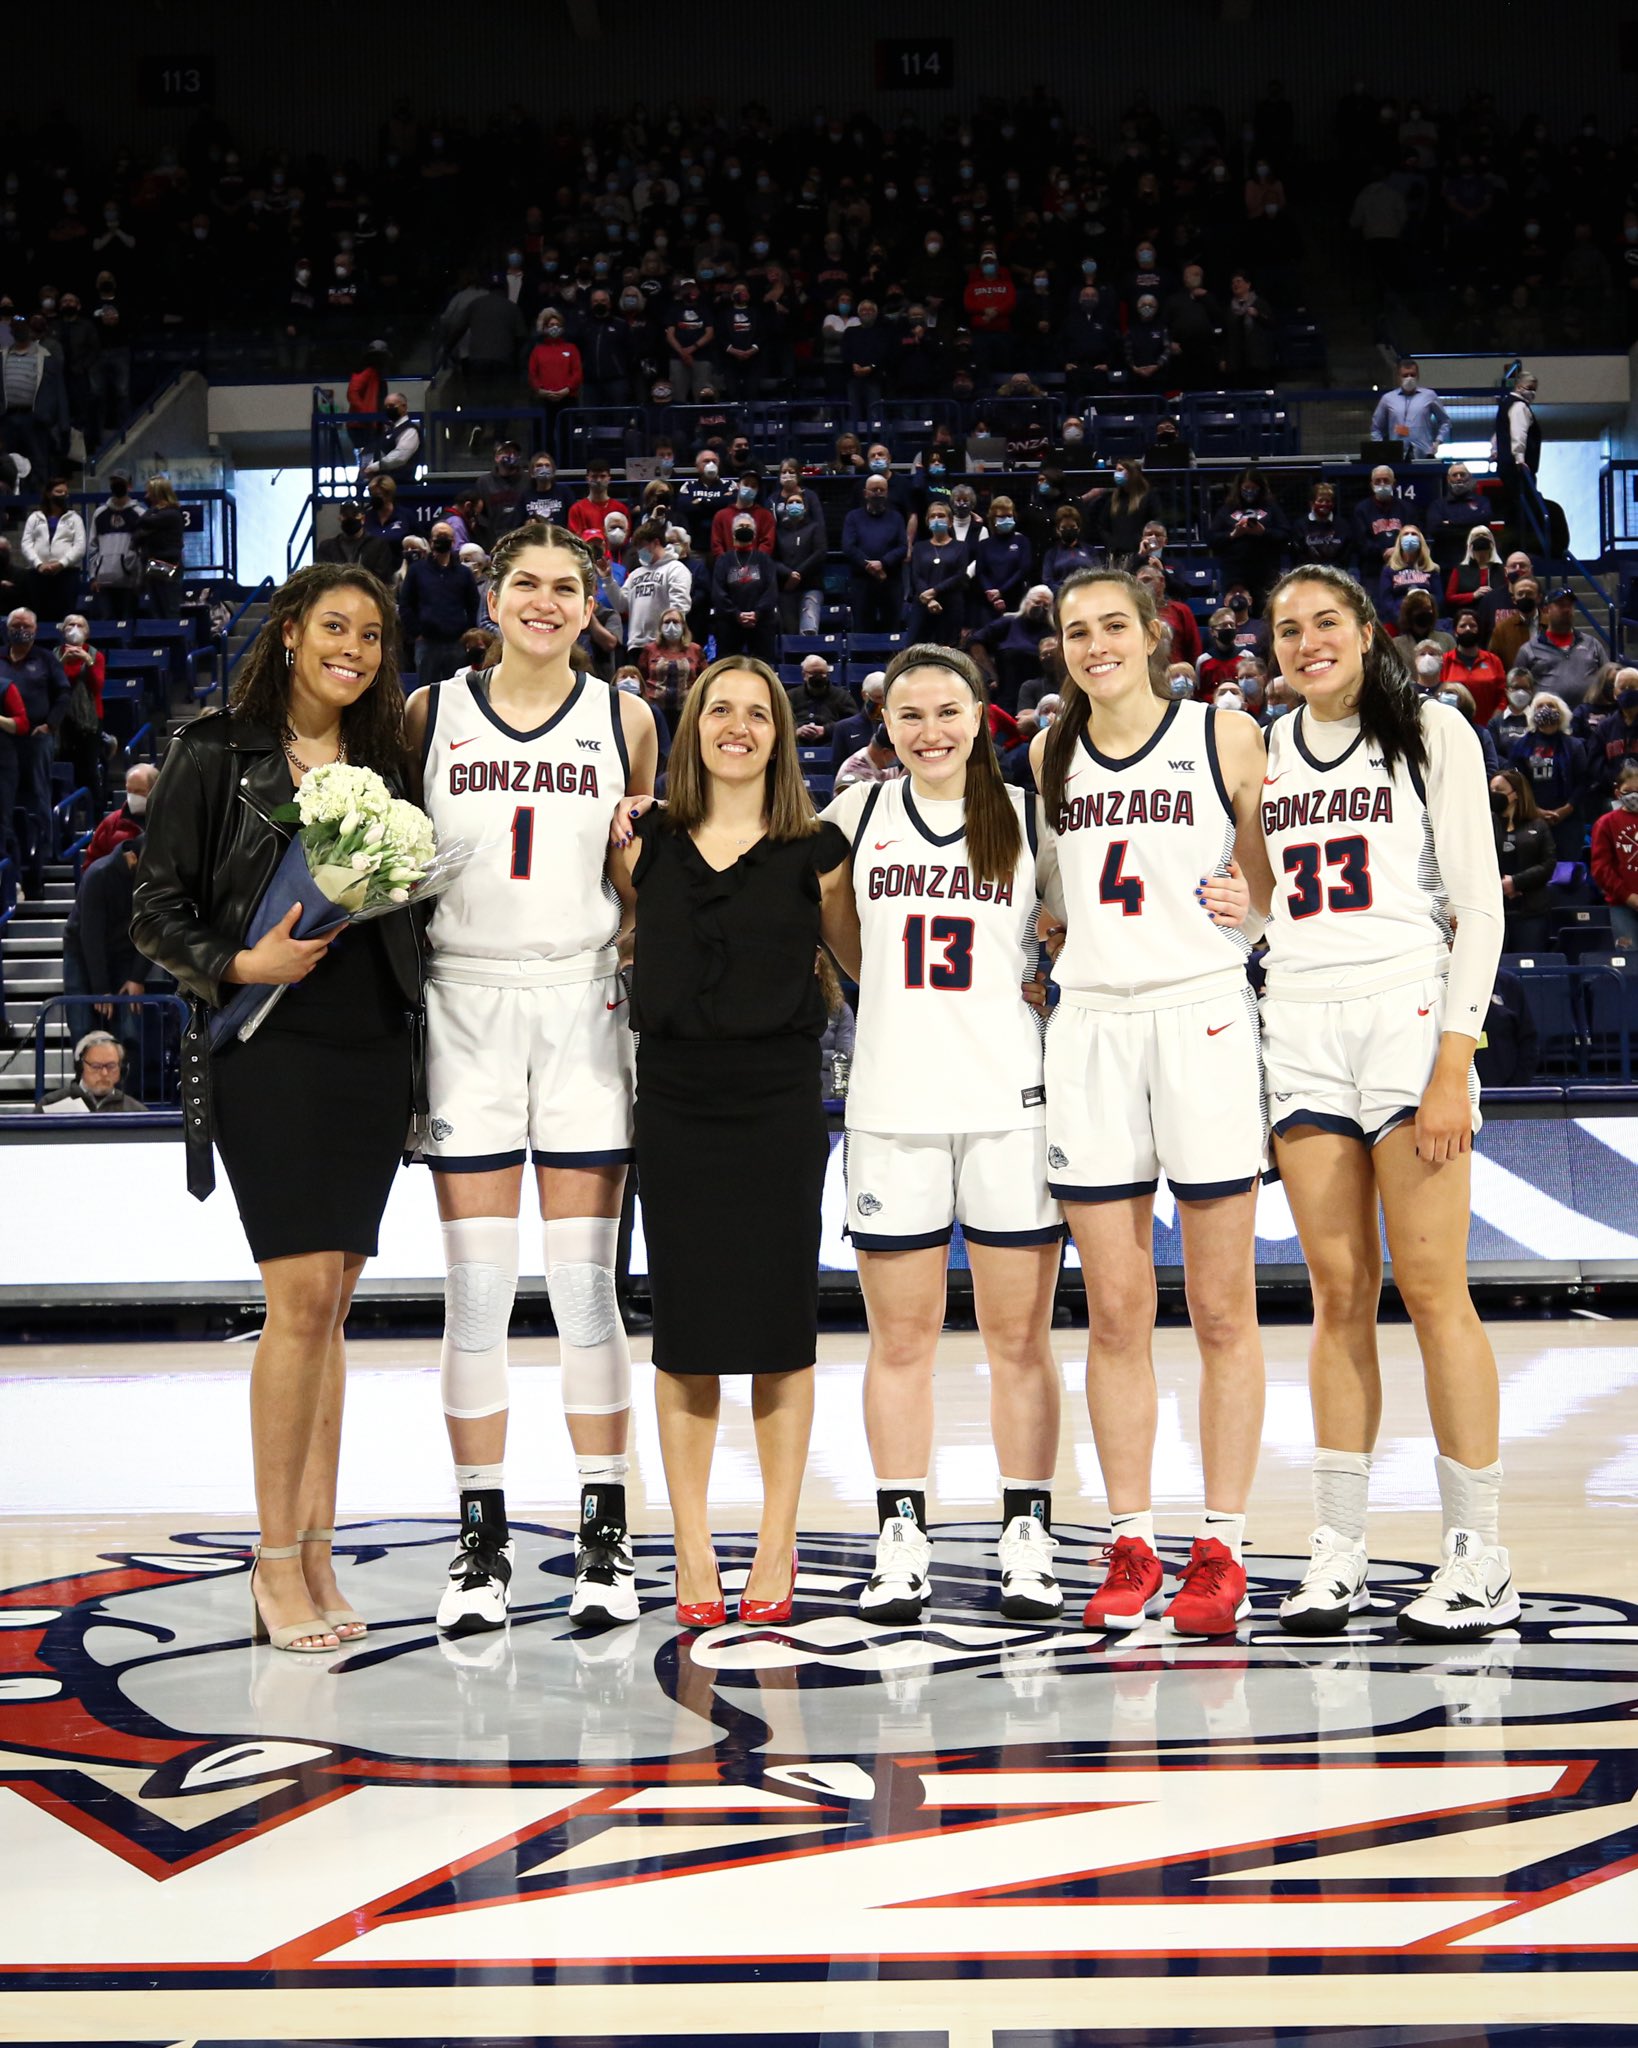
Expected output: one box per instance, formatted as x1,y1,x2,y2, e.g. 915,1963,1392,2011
459,1487,508,1545
1003,1486,1053,1534
580,1481,628,1538
877,1487,927,1532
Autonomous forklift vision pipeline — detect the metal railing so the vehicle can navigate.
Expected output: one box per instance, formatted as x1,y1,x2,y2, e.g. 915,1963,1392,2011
64,488,237,585
1599,462,1638,558
287,491,318,574
31,993,191,1109
202,576,277,705
50,787,94,861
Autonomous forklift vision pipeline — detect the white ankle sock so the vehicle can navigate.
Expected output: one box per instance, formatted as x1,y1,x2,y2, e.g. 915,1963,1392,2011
1436,1454,1502,1546
455,1463,505,1492
1111,1509,1156,1550
575,1454,630,1484
1200,1509,1246,1560
1313,1448,1371,1543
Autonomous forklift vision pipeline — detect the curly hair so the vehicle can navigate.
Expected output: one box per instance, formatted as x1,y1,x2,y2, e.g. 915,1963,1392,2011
230,563,407,778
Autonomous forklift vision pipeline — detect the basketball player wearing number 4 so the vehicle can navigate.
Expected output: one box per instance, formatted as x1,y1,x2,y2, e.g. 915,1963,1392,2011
407,522,659,1639
1032,569,1275,1638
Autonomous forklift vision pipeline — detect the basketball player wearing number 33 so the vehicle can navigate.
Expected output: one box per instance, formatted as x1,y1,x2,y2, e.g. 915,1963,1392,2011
406,522,659,1641
1032,568,1274,1638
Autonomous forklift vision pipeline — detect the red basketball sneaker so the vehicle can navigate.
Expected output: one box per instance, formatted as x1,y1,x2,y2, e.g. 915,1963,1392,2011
1165,1536,1251,1637
1082,1536,1165,1631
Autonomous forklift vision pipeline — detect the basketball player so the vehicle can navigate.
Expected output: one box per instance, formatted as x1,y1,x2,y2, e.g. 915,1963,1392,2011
1261,565,1513,1641
823,645,1064,1625
1032,569,1273,1637
406,521,658,1635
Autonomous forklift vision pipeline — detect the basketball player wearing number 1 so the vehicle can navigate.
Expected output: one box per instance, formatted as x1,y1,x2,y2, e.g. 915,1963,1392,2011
406,522,658,1637
1032,569,1274,1637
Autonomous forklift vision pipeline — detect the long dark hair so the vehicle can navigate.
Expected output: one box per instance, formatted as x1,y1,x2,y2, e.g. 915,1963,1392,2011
1040,568,1169,820
882,643,1021,888
231,563,407,777
1266,564,1429,781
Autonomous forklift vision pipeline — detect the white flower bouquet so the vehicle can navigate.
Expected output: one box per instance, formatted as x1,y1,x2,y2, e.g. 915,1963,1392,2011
209,761,466,1049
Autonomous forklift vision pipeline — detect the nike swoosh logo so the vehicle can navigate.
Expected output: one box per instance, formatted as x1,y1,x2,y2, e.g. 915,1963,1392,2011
1418,1006,1431,1016
449,736,477,750
1206,1023,1232,1036
1262,775,1283,786
873,840,898,850
606,996,628,1011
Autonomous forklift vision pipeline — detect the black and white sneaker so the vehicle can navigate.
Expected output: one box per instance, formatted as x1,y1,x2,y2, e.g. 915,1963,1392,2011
437,1531,516,1636
998,1515,1064,1622
569,1529,640,1629
1397,1529,1522,1642
859,1517,932,1624
1278,1525,1371,1635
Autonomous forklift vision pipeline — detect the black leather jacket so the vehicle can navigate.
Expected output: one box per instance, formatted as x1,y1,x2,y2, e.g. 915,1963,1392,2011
132,705,426,1195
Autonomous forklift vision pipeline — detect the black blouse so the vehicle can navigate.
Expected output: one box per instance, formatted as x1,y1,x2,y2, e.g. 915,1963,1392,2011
631,813,850,1042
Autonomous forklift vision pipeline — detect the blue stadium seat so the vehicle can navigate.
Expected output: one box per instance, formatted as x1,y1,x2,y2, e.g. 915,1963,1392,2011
1093,414,1149,458
1552,906,1616,961
1579,957,1638,1080
783,634,846,661
1506,956,1583,1075
846,632,905,660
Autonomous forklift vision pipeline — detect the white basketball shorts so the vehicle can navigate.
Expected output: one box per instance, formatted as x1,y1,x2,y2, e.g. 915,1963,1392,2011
1261,971,1481,1145
845,1127,1062,1250
1044,982,1266,1203
423,971,635,1172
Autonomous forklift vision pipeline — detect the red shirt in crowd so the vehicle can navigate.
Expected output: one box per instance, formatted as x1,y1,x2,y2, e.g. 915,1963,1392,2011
567,492,631,542
1591,805,1638,910
1440,646,1506,724
528,339,583,399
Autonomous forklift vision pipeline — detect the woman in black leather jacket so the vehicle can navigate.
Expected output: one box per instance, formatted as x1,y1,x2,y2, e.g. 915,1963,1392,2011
133,563,423,1654
1489,765,1557,953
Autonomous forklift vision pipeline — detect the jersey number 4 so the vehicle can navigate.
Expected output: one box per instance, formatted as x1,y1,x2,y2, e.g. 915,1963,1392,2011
1098,839,1144,916
903,914,975,990
1283,833,1372,918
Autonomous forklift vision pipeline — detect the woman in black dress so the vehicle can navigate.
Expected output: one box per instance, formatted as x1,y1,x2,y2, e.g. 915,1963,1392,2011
133,565,422,1654
612,656,857,1627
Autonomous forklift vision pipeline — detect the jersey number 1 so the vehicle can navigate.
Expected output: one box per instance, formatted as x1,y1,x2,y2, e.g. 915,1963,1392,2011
903,914,974,990
510,805,534,880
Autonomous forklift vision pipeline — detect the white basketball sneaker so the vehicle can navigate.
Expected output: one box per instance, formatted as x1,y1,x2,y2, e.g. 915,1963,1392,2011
859,1518,932,1625
1278,1526,1371,1635
1397,1529,1522,1642
998,1515,1064,1622
436,1531,516,1636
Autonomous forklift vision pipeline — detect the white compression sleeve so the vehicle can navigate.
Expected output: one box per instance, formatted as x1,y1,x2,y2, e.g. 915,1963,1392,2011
545,1216,631,1416
439,1217,518,1420
1421,699,1505,1038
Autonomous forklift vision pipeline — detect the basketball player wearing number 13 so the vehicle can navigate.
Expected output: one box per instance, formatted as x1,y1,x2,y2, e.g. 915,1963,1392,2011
1033,569,1275,1638
1262,565,1516,1642
407,522,659,1638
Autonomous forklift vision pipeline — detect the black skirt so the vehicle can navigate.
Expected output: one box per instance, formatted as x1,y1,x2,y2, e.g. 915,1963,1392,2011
211,929,412,1263
635,1035,827,1374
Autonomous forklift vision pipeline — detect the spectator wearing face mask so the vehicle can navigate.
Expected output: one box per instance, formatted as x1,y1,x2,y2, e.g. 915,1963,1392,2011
1294,481,1351,568
528,308,582,413
509,455,568,532
827,671,886,768
772,485,826,636
84,759,156,866
1124,294,1174,384
1444,525,1507,624
1040,503,1097,592
789,656,858,744
1135,562,1201,665
566,460,630,545
1351,465,1407,580
662,277,716,403
709,512,779,662
1162,265,1227,389
1212,680,1249,718
1489,768,1557,952
1196,607,1242,698
1370,358,1450,458
1145,414,1195,469
51,612,106,809
317,499,396,580
1083,457,1158,562
1516,586,1607,708
1488,566,1539,672
972,495,1033,617
906,506,974,644
842,476,908,633
398,521,479,689
85,475,144,621
1208,468,1288,607
1058,284,1117,396
710,473,775,559
1591,761,1638,947
358,393,419,482
636,605,702,715
1587,671,1638,799
1509,691,1586,859
1223,271,1277,385
1569,658,1623,742
1261,672,1298,724
1377,525,1438,628
963,247,1017,367
1408,638,1447,696
21,480,86,622
841,300,892,417
578,290,633,406
620,521,694,653
1442,609,1508,723
1425,465,1490,572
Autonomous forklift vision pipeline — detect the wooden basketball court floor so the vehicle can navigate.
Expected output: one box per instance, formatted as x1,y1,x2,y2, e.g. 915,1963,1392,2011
1,1318,1635,2047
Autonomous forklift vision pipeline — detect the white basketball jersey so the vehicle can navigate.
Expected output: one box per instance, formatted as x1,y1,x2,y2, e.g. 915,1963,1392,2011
1048,698,1248,1002
1260,707,1450,990
829,779,1044,1134
422,669,627,974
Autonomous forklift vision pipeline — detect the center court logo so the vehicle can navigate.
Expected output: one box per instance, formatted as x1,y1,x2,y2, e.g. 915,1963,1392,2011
1,1523,1634,1996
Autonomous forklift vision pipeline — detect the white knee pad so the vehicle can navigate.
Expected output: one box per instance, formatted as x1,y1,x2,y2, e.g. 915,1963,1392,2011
545,1216,630,1416
439,1216,519,1420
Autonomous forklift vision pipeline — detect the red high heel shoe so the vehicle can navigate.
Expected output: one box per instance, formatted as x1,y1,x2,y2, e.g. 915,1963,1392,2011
738,1548,799,1625
676,1561,726,1630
